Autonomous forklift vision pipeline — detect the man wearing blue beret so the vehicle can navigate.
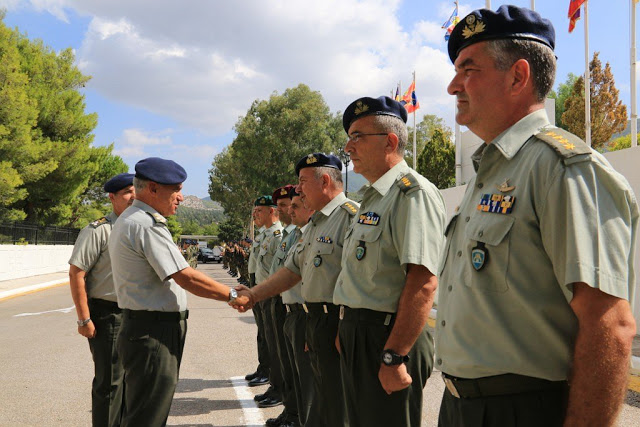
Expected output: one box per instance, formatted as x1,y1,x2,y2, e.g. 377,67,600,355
438,5,638,426
109,157,240,426
335,96,446,427
69,172,135,427
233,153,360,426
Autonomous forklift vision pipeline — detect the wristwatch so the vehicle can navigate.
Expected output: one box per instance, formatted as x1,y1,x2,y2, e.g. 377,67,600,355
381,349,409,366
228,288,238,303
77,318,91,327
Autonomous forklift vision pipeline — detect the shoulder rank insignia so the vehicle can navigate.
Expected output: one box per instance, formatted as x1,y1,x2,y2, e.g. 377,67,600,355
358,212,380,226
306,154,318,164
462,14,486,40
147,212,167,224
477,193,516,214
273,229,282,236
316,236,333,244
496,179,515,193
396,173,419,194
90,217,109,228
535,127,591,158
340,201,358,215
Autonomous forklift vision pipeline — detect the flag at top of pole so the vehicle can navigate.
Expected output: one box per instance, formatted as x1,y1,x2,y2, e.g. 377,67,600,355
568,0,587,32
442,4,459,41
402,80,420,114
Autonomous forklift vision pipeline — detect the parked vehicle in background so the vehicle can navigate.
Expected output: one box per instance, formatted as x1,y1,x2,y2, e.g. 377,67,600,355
198,247,221,264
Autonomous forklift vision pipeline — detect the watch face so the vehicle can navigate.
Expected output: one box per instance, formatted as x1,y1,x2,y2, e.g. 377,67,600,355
230,289,238,298
382,352,393,364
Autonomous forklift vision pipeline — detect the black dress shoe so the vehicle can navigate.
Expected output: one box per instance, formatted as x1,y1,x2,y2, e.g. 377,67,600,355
245,370,260,381
265,411,286,426
257,396,282,408
248,376,269,387
279,422,299,427
254,386,275,401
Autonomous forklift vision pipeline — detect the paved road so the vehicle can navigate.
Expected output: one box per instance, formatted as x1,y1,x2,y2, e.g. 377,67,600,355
1,263,639,426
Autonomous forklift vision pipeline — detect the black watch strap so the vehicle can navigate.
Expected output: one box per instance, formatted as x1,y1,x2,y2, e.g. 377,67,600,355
381,349,409,366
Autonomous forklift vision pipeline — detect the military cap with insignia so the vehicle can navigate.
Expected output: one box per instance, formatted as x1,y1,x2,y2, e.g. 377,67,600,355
288,186,300,199
294,152,342,176
255,195,276,207
342,96,408,132
272,185,295,203
135,157,187,185
104,173,134,193
448,5,555,63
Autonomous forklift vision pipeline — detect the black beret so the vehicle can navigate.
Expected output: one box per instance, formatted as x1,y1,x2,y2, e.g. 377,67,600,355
104,173,134,193
255,195,276,207
288,186,300,199
272,185,295,203
294,152,342,176
134,157,187,185
448,5,555,63
342,96,407,132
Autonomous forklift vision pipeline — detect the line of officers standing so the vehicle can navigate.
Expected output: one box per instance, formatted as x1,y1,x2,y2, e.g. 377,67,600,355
68,5,640,427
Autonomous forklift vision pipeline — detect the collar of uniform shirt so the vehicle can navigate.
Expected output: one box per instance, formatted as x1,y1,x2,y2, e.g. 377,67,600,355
131,199,162,216
319,192,347,217
299,223,310,234
370,159,410,197
284,223,296,234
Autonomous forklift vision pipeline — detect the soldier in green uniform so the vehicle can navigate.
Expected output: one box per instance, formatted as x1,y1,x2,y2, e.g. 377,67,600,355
109,157,239,427
335,96,446,426
437,6,639,426
232,153,359,426
69,173,135,427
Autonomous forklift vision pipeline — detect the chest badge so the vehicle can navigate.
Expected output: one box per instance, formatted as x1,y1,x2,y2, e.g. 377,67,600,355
313,255,322,267
471,243,488,271
496,179,515,193
355,240,366,261
358,212,380,226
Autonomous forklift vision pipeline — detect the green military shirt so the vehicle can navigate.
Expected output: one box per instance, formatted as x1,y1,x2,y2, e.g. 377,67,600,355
334,160,446,312
109,200,190,312
285,193,359,303
255,221,283,283
68,212,119,302
248,226,265,275
436,109,639,380
277,226,305,305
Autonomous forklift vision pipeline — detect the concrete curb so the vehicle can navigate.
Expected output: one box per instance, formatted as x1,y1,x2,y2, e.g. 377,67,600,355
0,279,69,302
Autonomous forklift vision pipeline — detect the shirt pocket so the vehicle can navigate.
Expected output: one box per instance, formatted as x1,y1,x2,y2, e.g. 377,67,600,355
274,249,286,266
350,225,383,278
463,214,515,293
438,214,459,276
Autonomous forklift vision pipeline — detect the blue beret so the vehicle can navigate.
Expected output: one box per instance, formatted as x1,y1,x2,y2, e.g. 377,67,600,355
448,5,555,63
103,173,134,193
342,96,407,132
134,157,187,185
255,195,276,207
272,185,295,203
294,153,342,176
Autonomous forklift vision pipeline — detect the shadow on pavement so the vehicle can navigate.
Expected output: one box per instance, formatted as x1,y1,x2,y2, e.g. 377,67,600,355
176,378,233,393
170,397,253,416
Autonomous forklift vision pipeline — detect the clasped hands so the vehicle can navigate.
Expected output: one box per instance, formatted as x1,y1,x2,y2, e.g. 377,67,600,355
229,284,255,312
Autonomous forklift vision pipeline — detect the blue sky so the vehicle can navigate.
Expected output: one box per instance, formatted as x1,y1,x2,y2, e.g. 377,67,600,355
0,0,634,198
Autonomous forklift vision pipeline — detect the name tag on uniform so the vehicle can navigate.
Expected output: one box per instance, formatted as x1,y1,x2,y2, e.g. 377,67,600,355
358,212,380,226
476,194,516,214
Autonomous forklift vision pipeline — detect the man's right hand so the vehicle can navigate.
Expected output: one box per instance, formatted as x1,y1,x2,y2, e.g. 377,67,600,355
78,321,96,338
230,285,254,312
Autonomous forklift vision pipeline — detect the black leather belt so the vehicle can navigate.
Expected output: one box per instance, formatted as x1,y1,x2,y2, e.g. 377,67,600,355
442,373,568,399
123,309,189,322
88,298,120,311
339,305,395,326
285,303,304,313
302,302,339,314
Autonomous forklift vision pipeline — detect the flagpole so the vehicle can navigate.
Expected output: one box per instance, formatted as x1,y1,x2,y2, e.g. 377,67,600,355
412,71,417,169
584,1,591,146
486,1,491,9
530,1,535,10
631,0,638,147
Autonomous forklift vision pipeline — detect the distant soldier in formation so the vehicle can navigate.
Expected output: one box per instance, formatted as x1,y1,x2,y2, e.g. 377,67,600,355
69,172,135,427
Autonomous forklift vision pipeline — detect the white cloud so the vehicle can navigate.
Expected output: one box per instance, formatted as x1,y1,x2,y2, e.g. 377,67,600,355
115,128,172,157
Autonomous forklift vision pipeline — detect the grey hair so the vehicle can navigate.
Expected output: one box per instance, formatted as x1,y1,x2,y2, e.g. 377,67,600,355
313,166,343,189
133,177,149,191
484,39,556,102
370,115,408,154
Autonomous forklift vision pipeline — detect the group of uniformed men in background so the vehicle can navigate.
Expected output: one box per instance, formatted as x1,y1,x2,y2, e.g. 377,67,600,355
69,5,639,427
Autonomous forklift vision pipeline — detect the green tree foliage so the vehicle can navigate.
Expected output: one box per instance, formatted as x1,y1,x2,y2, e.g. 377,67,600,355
562,52,627,150
416,128,456,189
607,134,632,151
166,215,182,243
175,205,224,227
0,15,125,225
217,217,245,242
406,115,452,168
180,219,203,235
209,84,343,221
548,73,578,129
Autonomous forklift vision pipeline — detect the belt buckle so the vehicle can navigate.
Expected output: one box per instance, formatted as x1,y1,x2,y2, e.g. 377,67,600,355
339,305,344,320
442,374,461,398
302,303,309,313
323,304,328,314
286,305,291,313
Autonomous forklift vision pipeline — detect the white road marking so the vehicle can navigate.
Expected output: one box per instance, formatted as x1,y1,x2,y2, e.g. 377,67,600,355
230,375,265,425
14,306,75,317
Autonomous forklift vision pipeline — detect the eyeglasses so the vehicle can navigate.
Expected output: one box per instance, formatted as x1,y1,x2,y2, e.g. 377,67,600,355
346,132,388,143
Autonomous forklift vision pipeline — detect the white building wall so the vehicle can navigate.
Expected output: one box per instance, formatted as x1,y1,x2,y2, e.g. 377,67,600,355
0,245,72,281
